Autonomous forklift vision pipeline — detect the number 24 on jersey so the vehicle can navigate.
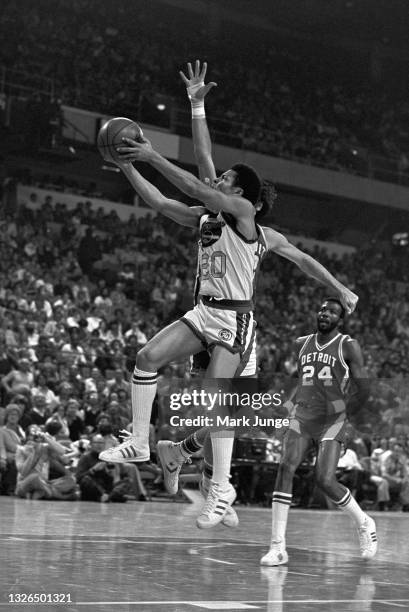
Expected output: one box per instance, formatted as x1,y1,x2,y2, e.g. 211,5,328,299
302,364,333,386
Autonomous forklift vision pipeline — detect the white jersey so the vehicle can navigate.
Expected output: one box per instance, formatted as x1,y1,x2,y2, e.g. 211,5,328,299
197,212,267,307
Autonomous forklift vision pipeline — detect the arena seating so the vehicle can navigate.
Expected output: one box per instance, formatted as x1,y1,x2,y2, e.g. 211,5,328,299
1,0,409,183
0,186,408,508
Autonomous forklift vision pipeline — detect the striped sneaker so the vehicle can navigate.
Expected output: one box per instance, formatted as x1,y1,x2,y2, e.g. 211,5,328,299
260,540,288,566
199,476,239,528
99,432,149,463
196,481,236,529
357,515,377,560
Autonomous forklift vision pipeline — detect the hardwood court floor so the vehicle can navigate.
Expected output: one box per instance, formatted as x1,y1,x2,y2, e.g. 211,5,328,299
0,496,408,612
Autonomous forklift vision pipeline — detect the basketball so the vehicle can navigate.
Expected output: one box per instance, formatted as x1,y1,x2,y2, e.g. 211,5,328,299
97,117,144,163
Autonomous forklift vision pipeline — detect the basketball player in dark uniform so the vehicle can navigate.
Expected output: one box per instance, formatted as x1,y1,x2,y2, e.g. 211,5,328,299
261,298,377,565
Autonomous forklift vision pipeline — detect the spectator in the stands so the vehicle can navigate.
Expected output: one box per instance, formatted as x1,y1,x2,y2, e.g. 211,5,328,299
15,424,76,500
381,443,409,508
78,227,101,275
22,393,49,429
83,391,102,431
65,399,84,442
76,434,130,503
369,448,390,510
2,358,34,399
61,327,87,366
45,403,71,442
105,400,129,437
0,404,26,495
31,372,59,412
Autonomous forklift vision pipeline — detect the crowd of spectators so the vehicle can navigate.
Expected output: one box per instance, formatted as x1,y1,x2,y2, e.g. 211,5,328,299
0,181,408,506
2,0,409,181
15,168,108,202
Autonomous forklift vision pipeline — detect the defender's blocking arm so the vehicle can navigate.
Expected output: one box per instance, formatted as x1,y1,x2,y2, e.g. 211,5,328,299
263,226,358,314
119,163,205,228
180,60,217,183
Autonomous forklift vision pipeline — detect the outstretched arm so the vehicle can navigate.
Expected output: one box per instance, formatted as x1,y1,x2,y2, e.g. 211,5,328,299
180,60,217,183
263,226,358,314
282,337,306,413
119,163,205,228
116,139,253,218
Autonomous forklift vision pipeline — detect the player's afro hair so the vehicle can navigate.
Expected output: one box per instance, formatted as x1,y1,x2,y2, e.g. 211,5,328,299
256,180,277,220
322,297,346,318
231,163,262,205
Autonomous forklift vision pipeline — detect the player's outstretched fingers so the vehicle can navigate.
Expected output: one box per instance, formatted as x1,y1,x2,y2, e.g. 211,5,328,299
180,70,189,85
199,61,207,81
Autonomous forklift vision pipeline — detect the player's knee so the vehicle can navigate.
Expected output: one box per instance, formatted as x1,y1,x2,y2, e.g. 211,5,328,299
136,344,161,370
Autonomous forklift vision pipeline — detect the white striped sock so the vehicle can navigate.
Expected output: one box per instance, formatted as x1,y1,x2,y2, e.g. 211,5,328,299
271,492,292,544
334,488,367,527
210,430,234,486
131,367,157,444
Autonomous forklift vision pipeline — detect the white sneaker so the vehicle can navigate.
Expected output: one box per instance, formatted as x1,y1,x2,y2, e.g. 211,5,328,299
199,476,239,528
157,441,190,495
260,540,288,566
99,432,149,463
357,515,377,560
196,481,236,529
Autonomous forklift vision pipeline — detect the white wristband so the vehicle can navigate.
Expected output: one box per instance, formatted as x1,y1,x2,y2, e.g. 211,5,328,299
191,103,205,119
187,82,205,118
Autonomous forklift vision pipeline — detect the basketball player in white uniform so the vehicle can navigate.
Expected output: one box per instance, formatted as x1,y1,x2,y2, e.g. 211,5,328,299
100,157,268,527
101,63,357,529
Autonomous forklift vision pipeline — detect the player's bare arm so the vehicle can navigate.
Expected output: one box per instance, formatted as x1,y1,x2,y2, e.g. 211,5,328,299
263,226,358,314
343,339,371,414
116,138,254,220
282,336,306,410
119,162,205,228
180,59,217,183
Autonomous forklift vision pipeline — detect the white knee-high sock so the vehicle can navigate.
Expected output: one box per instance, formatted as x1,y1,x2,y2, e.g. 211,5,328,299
210,430,234,486
271,492,292,545
131,367,157,444
333,488,367,527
